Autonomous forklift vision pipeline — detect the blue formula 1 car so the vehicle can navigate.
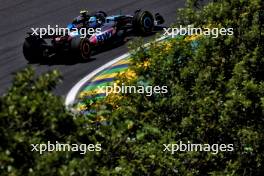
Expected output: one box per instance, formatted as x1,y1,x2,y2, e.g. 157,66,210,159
23,9,165,63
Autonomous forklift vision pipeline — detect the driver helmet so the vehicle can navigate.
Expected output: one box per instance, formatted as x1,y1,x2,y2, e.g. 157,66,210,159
89,16,97,28
80,10,88,18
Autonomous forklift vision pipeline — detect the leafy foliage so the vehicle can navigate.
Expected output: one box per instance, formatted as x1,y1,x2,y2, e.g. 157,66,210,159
1,0,264,175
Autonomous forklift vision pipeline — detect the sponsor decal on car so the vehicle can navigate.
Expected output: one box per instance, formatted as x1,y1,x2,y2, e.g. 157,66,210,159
96,29,114,42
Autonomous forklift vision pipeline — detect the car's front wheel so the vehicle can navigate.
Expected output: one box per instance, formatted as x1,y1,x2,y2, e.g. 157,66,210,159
133,10,154,35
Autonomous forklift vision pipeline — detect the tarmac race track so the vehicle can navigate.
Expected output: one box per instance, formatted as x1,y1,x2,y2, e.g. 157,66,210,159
0,0,184,96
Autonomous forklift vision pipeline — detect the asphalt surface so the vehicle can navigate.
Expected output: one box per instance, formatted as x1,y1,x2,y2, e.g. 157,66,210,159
0,0,185,96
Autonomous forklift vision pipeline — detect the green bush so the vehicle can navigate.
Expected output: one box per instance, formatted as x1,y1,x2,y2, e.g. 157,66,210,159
0,0,263,175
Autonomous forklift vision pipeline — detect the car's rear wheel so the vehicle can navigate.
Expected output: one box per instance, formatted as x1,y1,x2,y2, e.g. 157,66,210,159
133,10,154,35
23,37,46,63
70,37,91,60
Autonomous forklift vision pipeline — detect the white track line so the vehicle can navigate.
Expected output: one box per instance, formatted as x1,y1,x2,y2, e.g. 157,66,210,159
65,53,130,107
65,35,168,107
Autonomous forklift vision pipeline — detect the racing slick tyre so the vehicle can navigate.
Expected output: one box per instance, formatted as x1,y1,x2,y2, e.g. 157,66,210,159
70,37,91,60
23,37,46,63
133,10,154,35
